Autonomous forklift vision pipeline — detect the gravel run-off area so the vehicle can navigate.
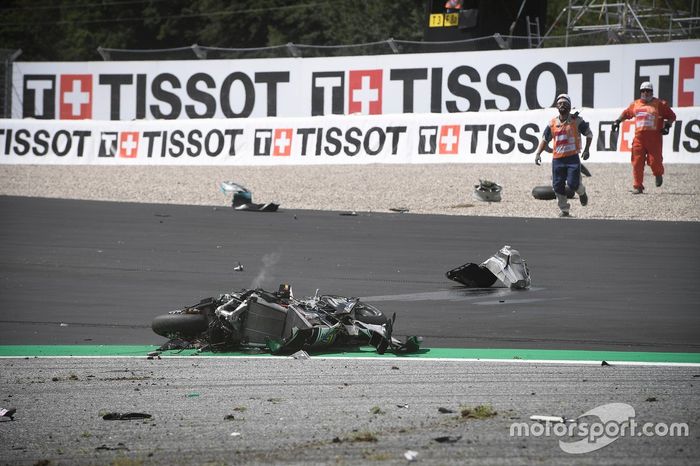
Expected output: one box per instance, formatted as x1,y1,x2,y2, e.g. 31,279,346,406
1,163,699,222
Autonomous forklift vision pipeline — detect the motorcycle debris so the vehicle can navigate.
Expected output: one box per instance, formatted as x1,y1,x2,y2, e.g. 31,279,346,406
291,350,310,360
434,435,462,443
339,211,358,216
96,443,129,451
389,207,409,213
530,415,569,424
0,407,16,420
404,450,418,461
234,262,244,272
438,407,455,414
102,412,152,421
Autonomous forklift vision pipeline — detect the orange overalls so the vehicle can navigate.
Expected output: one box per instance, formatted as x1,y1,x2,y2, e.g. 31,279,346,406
620,98,676,190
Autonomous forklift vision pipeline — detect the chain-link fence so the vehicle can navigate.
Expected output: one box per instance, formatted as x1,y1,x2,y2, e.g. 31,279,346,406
1,49,22,118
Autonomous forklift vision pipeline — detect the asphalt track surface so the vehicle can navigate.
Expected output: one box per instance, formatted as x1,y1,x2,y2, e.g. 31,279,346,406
1,196,700,465
0,195,699,353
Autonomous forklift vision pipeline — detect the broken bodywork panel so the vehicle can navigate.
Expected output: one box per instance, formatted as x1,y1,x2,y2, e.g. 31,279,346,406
446,245,531,289
152,285,421,355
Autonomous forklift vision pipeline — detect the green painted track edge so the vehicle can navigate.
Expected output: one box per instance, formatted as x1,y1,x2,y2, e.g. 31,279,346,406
0,345,699,363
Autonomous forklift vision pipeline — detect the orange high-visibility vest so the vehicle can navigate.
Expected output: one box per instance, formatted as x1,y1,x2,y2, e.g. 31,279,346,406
549,117,581,158
621,99,675,134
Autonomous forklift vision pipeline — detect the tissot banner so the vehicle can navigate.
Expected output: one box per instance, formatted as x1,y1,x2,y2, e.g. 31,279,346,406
1,108,698,165
11,41,700,120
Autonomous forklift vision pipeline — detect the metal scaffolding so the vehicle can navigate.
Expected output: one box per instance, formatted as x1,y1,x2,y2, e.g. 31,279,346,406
542,0,700,46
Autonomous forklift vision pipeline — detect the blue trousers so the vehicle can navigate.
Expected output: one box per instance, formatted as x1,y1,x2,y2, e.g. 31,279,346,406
552,154,581,194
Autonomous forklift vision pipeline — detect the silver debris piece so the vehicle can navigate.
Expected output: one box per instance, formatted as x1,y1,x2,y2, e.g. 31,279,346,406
446,245,531,289
473,179,502,202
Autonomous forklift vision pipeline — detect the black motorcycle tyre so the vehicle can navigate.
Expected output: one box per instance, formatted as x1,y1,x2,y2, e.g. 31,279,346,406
151,312,208,339
531,185,575,200
352,302,389,325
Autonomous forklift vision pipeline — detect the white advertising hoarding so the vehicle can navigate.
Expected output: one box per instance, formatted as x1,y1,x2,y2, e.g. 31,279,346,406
1,107,698,165
11,41,700,121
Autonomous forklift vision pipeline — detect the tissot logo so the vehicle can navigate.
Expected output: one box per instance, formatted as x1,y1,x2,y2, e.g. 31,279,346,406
348,70,382,115
618,120,635,152
272,128,293,156
23,75,56,119
311,72,345,116
254,129,273,155
60,75,92,119
678,57,700,107
119,132,139,158
418,125,460,154
634,59,674,104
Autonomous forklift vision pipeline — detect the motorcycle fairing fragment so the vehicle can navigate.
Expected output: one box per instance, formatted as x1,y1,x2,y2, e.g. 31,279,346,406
446,245,531,289
220,181,279,212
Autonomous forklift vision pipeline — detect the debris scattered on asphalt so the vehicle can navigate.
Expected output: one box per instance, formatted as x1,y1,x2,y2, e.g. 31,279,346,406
397,404,409,408
224,414,237,420
221,181,279,212
291,350,310,360
96,443,129,451
447,245,531,289
389,207,409,213
0,407,16,422
60,323,68,327
339,211,358,216
234,262,244,272
645,397,658,402
530,415,568,423
102,412,152,420
601,360,612,366
404,450,418,461
230,432,241,437
438,407,455,414
185,393,200,398
434,435,462,443
473,179,502,202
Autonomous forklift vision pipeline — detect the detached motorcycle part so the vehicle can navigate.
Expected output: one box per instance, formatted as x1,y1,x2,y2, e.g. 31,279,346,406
352,302,389,325
151,311,208,339
445,263,498,288
531,185,575,200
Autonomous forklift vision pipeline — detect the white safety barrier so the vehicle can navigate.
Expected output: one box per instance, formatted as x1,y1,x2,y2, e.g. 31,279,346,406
11,41,700,120
1,107,698,165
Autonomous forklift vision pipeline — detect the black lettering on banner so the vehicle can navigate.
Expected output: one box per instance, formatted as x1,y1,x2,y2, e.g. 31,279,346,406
136,74,147,119
186,73,217,119
204,130,224,156
142,131,161,157
311,72,344,117
254,129,272,155
596,121,619,151
518,123,539,153
463,124,487,152
431,68,442,113
344,127,362,156
52,130,72,156
495,124,516,154
296,128,316,155
634,59,674,104
525,62,567,109
324,127,342,156
385,126,407,154
390,68,428,113
447,66,480,112
486,124,494,153
33,129,50,156
14,129,31,155
418,126,438,154
363,127,385,156
485,65,521,111
187,130,202,156
315,128,323,154
73,131,89,157
99,131,119,157
170,130,185,157
160,131,168,157
255,72,290,117
224,129,243,156
684,120,700,152
151,73,182,119
672,120,682,151
567,61,609,108
221,72,254,118
2,129,11,154
99,74,133,120
23,75,55,119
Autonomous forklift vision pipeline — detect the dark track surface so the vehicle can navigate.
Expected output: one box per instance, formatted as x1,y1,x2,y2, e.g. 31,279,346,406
1,195,698,352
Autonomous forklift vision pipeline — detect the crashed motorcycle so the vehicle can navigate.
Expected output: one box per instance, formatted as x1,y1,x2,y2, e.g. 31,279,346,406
152,284,421,355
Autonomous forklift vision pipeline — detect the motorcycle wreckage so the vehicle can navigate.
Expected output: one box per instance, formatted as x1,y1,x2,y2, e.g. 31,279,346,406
152,284,421,355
